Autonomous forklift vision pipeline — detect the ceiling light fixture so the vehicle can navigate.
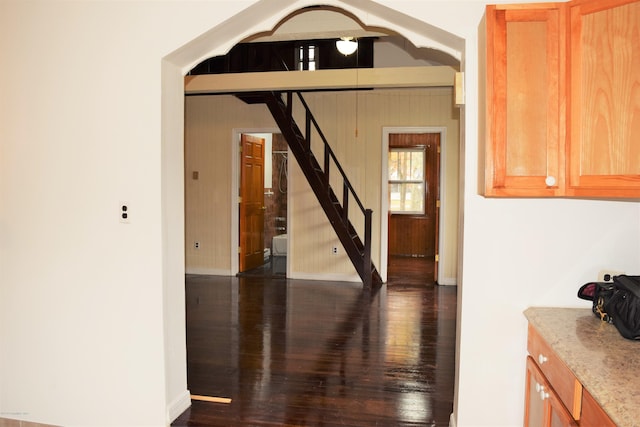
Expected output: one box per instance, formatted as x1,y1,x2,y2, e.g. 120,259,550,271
336,37,358,56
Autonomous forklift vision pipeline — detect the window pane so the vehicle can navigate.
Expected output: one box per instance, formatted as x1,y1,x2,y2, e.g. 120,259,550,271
297,44,317,71
389,152,399,179
388,147,425,214
389,182,424,213
411,151,424,180
400,151,411,178
389,149,424,180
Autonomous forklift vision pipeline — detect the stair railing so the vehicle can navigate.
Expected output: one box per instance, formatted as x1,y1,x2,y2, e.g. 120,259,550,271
280,91,373,287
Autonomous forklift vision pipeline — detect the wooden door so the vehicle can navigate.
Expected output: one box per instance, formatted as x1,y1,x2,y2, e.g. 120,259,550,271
239,134,265,272
484,4,565,197
388,133,439,261
433,136,440,283
567,0,640,198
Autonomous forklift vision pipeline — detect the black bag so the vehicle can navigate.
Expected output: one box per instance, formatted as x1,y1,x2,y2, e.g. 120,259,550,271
604,275,640,340
578,275,640,340
578,280,616,322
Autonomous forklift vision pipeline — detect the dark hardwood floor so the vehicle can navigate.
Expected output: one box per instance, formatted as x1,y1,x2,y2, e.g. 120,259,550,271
387,255,436,286
173,257,456,426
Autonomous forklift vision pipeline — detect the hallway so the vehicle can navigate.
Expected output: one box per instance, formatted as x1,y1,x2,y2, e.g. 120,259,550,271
173,259,456,426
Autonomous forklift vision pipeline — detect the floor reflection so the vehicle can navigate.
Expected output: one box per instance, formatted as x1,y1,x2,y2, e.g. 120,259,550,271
178,273,456,426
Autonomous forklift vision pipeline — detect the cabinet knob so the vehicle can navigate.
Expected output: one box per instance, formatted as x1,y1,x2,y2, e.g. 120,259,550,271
545,176,556,187
540,389,550,401
538,354,548,365
535,382,542,393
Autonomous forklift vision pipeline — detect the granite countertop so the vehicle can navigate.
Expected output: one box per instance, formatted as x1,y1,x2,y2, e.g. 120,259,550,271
524,307,640,427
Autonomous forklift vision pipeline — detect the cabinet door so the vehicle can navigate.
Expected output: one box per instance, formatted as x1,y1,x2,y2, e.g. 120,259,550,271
525,356,546,427
567,0,640,197
484,4,566,197
525,357,577,427
527,324,582,419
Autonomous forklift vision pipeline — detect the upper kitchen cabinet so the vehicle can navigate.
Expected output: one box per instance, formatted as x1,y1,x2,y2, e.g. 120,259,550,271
483,3,566,197
567,0,640,198
482,0,640,198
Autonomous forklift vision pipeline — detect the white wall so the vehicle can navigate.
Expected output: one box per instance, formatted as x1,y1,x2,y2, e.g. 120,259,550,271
0,1,638,427
0,1,253,425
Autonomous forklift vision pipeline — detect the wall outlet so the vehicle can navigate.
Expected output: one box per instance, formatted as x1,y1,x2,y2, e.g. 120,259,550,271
598,270,625,282
332,246,339,255
194,241,200,249
119,202,130,223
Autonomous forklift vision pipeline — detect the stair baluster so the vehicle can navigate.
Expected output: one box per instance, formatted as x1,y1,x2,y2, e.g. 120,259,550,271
262,90,381,288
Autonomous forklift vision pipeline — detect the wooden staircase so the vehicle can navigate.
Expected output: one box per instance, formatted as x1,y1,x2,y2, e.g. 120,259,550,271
250,91,382,288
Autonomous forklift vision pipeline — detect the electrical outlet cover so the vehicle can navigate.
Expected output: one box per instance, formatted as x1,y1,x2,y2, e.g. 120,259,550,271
598,270,625,282
119,202,130,223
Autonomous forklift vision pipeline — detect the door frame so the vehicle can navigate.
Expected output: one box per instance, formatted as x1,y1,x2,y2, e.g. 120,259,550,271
231,128,284,275
381,126,447,284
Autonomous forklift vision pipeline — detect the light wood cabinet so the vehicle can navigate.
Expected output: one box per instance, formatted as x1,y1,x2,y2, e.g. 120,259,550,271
526,324,616,427
580,388,616,427
525,357,577,427
483,0,640,198
527,324,582,425
566,0,640,197
484,3,566,197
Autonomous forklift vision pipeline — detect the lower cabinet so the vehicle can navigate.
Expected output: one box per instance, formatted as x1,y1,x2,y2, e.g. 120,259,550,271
525,356,577,427
526,324,616,427
580,389,616,427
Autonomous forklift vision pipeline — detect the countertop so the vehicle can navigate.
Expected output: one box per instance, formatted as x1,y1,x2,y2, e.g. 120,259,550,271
524,307,640,427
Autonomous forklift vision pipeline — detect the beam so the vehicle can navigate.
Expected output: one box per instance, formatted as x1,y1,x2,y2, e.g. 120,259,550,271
184,66,456,94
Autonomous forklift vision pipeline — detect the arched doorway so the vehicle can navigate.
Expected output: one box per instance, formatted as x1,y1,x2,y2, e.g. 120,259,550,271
161,0,465,421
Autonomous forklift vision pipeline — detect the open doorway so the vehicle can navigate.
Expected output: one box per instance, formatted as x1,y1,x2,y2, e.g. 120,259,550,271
182,8,460,285
237,131,289,278
387,132,440,284
168,2,465,423
381,127,449,285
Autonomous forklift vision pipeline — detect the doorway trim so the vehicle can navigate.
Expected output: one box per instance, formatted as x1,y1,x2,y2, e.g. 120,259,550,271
381,126,448,284
232,128,283,275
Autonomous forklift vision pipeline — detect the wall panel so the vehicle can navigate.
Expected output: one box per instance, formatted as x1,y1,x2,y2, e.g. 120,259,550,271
185,87,459,281
185,95,276,273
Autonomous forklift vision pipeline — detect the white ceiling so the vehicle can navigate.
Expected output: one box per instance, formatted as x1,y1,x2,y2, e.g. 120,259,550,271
246,8,392,43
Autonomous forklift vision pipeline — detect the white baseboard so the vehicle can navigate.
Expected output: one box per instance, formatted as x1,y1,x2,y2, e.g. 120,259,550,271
288,272,362,284
184,269,453,288
185,269,364,284
185,267,231,276
0,417,55,427
438,277,457,286
449,412,456,427
166,389,191,424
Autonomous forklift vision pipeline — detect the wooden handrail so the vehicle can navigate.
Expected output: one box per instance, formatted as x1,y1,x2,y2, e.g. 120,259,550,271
281,91,374,287
292,92,368,215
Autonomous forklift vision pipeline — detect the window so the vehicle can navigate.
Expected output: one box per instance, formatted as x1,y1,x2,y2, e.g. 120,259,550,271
297,44,316,71
388,148,425,214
